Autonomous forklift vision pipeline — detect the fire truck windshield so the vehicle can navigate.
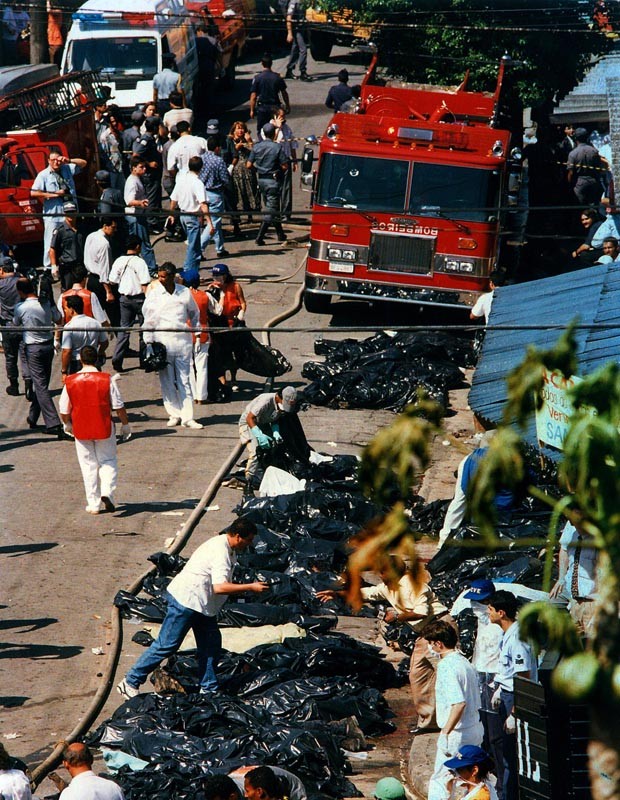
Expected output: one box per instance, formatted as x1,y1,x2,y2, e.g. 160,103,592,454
68,37,158,78
316,154,409,212
408,163,500,223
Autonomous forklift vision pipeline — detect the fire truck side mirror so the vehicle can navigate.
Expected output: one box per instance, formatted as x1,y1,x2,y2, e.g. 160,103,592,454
301,146,314,188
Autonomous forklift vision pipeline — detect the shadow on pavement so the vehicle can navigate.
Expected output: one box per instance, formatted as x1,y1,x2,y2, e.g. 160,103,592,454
0,642,83,660
0,617,57,633
0,542,58,557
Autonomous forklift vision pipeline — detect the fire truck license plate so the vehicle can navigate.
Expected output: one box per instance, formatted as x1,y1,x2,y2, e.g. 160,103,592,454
328,262,354,274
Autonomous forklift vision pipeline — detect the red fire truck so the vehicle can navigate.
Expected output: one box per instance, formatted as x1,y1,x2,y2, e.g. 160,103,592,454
303,55,522,314
0,64,101,259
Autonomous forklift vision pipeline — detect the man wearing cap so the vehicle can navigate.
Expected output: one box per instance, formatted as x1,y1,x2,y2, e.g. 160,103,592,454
249,54,290,136
108,236,151,373
60,345,131,515
567,128,606,206
163,90,193,132
0,256,30,398
142,261,203,429
48,201,84,290
168,155,215,273
238,386,297,482
153,53,183,115
179,267,222,404
133,116,164,234
96,170,127,260
122,110,146,164
325,69,352,112
422,619,484,800
373,778,406,800
31,148,87,272
247,124,288,246
199,135,230,259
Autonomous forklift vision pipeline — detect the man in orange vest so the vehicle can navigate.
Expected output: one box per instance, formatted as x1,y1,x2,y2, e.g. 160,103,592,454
59,345,131,514
179,267,222,404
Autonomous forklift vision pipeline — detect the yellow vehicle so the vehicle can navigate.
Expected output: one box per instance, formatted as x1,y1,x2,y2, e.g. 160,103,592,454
305,2,376,61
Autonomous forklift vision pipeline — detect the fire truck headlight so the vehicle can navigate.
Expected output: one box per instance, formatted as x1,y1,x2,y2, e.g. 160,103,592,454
328,246,357,261
444,259,475,273
341,249,357,260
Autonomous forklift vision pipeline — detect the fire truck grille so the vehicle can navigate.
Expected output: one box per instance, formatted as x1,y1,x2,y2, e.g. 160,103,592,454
368,232,434,275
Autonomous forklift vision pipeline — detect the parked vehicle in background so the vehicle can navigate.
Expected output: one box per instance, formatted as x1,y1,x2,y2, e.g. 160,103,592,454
187,0,250,89
60,0,199,110
304,1,375,61
0,64,101,262
303,54,523,314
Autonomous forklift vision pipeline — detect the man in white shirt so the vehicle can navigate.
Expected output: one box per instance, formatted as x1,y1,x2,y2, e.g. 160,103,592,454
423,620,484,800
108,236,151,372
84,216,116,313
163,89,194,131
167,120,208,175
142,261,202,428
488,590,537,800
59,742,124,800
470,271,500,325
169,155,214,272
550,519,597,637
61,295,108,379
118,518,268,698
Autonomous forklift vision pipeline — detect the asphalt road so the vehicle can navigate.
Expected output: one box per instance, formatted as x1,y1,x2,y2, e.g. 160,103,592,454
1,45,475,799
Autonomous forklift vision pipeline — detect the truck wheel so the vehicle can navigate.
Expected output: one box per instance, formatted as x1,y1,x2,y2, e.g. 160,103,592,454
304,290,331,314
222,53,236,90
309,32,333,61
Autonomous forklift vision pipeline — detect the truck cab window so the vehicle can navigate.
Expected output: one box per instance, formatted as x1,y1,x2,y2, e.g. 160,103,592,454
69,37,158,79
316,154,409,213
409,163,500,223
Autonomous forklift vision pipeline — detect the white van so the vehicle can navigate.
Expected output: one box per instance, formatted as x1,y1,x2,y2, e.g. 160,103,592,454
60,0,199,110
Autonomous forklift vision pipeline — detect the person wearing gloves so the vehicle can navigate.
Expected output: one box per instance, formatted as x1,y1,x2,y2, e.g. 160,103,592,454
178,267,222,404
487,591,537,800
142,261,202,429
443,745,499,800
423,620,484,800
59,345,131,515
238,386,297,483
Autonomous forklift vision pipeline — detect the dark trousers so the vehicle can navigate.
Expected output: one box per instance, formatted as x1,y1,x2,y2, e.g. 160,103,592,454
24,342,60,429
281,167,293,217
113,294,145,367
257,177,285,240
286,28,308,73
2,328,29,383
59,262,79,290
256,106,272,137
143,171,163,231
479,675,504,799
500,689,517,800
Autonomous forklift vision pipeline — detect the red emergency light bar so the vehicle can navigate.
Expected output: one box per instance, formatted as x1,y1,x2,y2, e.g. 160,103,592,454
122,12,156,25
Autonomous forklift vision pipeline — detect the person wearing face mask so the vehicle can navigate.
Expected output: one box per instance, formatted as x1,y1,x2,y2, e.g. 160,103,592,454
238,386,297,484
423,620,484,800
444,745,498,800
317,556,456,735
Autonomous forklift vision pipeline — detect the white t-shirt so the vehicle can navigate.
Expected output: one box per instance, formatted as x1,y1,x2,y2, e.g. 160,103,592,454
435,651,482,729
84,229,112,283
60,770,124,800
61,314,107,360
168,134,208,173
163,107,194,131
170,171,207,214
471,290,494,323
108,255,151,296
0,769,32,800
495,621,537,692
167,534,237,616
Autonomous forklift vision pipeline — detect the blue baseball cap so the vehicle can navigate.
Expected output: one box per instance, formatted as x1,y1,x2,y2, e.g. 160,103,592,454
179,267,200,289
464,579,495,602
211,263,230,276
444,745,491,771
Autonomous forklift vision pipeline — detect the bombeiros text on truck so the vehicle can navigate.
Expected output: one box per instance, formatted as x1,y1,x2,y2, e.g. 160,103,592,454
301,53,523,314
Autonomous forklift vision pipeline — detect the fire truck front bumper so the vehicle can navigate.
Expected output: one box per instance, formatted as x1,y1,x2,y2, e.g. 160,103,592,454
305,274,480,309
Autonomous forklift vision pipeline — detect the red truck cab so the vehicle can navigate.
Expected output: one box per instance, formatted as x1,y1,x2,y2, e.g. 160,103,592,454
304,55,521,314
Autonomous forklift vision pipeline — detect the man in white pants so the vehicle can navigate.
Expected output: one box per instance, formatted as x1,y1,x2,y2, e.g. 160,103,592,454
423,619,484,800
142,261,202,428
59,346,131,514
179,267,222,403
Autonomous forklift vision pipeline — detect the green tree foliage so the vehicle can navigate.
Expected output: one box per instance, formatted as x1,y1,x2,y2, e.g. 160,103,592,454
317,0,610,106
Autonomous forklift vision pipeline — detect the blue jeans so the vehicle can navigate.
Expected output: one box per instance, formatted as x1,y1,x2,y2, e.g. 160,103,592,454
200,190,224,254
125,592,222,692
127,215,156,274
181,214,202,271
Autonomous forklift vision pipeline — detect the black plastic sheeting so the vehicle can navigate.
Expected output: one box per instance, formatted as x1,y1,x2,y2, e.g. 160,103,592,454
302,332,474,412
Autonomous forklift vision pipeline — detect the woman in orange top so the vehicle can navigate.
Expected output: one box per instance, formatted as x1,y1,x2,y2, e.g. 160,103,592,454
208,263,246,392
444,746,498,800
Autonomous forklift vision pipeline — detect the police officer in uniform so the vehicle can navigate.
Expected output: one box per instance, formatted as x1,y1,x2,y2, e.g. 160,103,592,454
249,54,290,136
247,123,289,246
133,116,164,234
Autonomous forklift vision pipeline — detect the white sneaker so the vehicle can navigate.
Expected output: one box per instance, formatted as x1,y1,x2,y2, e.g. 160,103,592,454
167,417,181,427
182,419,203,429
117,678,140,700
